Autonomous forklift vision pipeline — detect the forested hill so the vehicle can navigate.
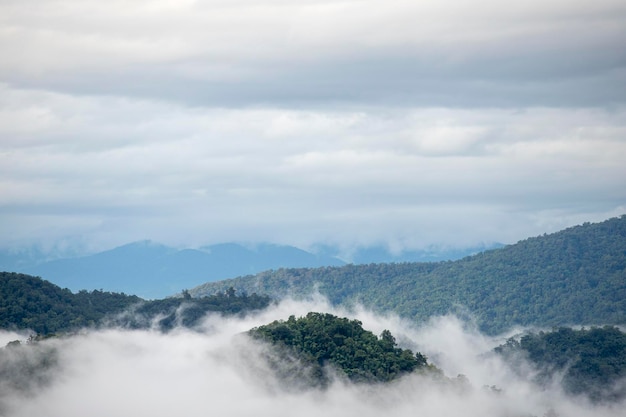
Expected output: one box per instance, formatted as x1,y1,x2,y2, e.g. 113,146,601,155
249,312,430,387
495,326,626,403
191,215,626,334
0,272,141,334
0,272,271,335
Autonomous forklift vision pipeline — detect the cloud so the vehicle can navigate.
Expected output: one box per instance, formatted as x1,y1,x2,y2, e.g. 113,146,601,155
0,82,625,250
1,0,625,107
0,1,625,252
1,300,624,417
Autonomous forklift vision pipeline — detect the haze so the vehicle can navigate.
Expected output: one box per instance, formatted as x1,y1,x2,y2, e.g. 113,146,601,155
1,298,624,417
1,0,625,254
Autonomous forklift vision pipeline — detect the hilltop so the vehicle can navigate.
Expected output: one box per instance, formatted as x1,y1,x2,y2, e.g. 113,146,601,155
249,312,431,387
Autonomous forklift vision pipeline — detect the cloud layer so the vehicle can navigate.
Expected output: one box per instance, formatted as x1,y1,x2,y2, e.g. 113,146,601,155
1,299,624,417
1,0,625,252
3,0,625,107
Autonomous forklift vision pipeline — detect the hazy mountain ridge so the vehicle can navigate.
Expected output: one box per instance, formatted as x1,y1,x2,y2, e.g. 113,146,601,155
0,241,497,299
190,215,626,334
0,241,344,299
312,241,504,264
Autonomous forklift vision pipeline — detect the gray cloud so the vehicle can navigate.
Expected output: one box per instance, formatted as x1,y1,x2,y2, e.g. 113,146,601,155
1,0,625,107
1,84,625,250
0,1,625,252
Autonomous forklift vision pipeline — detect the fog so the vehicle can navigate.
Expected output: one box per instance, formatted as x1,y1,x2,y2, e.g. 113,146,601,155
1,298,624,417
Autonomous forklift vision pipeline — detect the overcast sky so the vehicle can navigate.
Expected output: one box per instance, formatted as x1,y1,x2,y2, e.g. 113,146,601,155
1,0,625,254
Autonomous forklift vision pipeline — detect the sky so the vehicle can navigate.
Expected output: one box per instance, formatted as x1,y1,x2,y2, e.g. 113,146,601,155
1,0,625,254
1,298,625,416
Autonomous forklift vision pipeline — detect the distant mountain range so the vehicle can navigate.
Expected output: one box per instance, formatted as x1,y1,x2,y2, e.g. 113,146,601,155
0,242,341,298
0,241,498,299
191,216,626,334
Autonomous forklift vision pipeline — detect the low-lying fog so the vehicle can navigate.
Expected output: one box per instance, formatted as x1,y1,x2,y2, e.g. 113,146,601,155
1,297,624,417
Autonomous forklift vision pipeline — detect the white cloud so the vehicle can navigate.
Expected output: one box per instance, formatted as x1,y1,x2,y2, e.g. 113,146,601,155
2,301,624,417
0,83,624,250
1,0,624,105
0,1,625,251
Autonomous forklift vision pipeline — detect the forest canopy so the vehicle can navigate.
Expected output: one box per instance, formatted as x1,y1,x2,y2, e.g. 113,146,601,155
249,312,430,385
495,326,626,402
0,272,271,335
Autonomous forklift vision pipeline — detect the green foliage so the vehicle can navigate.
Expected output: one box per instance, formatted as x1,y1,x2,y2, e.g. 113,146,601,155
195,216,626,334
0,272,141,334
249,312,429,385
0,273,271,334
496,326,626,402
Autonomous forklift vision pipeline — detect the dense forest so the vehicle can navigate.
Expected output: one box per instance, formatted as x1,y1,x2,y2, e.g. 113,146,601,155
0,272,271,335
496,326,626,403
192,216,626,334
0,272,141,334
249,312,431,386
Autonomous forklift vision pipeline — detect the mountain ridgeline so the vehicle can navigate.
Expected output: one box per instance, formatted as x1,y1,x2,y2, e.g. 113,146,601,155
191,215,626,334
6,242,345,299
0,242,499,299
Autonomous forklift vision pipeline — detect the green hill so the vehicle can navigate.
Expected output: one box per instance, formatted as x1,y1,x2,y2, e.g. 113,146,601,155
0,272,271,335
249,312,430,386
191,216,626,334
0,272,141,334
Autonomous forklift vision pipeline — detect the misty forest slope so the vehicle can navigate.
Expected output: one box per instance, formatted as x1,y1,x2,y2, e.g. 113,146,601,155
0,272,141,334
0,272,270,335
192,216,626,334
496,326,626,403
